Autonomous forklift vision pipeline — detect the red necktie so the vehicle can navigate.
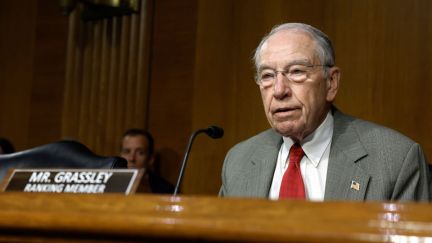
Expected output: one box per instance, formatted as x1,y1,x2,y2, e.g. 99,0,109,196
279,143,305,199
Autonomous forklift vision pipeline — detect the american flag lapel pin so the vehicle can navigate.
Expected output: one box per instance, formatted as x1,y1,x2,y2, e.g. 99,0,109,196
350,180,360,191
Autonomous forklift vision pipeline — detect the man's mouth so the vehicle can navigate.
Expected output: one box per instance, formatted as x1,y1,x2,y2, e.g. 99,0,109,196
271,107,301,120
273,107,299,114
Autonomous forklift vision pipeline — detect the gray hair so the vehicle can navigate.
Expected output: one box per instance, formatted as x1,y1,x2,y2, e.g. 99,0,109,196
253,23,335,77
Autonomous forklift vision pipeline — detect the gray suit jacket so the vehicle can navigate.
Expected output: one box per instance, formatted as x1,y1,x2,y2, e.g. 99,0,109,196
219,109,431,201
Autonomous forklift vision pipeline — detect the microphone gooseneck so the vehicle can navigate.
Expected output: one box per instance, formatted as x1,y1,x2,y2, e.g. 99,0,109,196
173,125,224,196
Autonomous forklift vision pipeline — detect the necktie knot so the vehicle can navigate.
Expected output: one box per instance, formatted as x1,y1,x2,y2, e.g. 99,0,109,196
289,143,304,167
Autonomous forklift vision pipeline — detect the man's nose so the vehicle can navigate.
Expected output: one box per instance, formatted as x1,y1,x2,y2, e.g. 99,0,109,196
127,153,136,162
273,74,291,99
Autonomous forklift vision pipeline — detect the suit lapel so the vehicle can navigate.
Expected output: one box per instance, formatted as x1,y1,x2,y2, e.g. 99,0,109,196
246,130,282,197
324,109,370,200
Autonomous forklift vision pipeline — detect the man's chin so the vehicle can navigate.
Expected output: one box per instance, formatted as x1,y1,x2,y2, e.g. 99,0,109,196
272,123,304,139
127,164,137,169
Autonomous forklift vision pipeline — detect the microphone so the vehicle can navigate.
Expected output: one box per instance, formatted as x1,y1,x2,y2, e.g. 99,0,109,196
204,125,224,139
173,125,224,196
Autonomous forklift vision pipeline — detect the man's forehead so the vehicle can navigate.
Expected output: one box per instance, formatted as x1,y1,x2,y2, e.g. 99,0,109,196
124,134,147,140
122,135,148,146
269,28,313,41
259,30,317,65
263,30,314,51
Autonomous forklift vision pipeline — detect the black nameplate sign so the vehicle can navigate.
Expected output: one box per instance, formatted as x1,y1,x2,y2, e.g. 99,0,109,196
3,169,141,195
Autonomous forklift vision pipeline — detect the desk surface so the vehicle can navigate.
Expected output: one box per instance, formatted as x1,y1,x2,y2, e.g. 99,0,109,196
0,193,431,242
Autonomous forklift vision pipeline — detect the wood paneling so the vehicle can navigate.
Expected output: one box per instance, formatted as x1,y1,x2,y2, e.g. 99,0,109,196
330,0,432,155
0,1,36,150
62,0,153,155
28,1,68,146
0,0,67,150
147,0,198,185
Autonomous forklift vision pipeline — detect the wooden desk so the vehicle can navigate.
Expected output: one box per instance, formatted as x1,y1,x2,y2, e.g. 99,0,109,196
0,193,431,242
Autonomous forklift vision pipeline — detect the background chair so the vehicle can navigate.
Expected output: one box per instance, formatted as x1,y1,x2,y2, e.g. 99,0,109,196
0,140,127,182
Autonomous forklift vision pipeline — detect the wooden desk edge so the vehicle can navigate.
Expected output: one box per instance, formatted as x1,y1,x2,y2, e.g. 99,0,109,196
0,193,430,242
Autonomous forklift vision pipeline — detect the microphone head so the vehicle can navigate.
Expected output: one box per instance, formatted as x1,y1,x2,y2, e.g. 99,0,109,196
205,125,224,139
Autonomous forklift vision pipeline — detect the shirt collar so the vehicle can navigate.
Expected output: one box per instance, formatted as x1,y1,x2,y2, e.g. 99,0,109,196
282,111,334,167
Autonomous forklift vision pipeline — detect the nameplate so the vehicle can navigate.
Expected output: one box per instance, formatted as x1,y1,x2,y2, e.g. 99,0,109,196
2,169,142,195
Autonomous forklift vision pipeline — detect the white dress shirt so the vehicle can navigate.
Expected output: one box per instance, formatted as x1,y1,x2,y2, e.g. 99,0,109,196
269,112,334,201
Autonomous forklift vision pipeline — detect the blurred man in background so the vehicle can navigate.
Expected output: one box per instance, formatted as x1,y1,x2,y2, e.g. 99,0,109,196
121,129,174,194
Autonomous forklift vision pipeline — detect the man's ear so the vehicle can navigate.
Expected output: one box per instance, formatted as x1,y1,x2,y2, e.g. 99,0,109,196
326,66,340,102
147,154,156,171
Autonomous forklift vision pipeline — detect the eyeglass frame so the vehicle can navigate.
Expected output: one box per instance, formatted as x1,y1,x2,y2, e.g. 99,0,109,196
255,61,333,88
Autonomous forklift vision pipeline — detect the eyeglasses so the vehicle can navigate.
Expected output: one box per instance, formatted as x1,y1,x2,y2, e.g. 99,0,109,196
255,64,331,88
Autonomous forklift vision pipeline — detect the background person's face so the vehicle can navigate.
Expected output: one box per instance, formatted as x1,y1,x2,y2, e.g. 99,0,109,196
258,30,338,142
120,135,151,169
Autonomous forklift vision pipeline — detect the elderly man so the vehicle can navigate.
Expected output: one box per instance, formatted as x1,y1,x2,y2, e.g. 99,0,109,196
219,23,430,201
